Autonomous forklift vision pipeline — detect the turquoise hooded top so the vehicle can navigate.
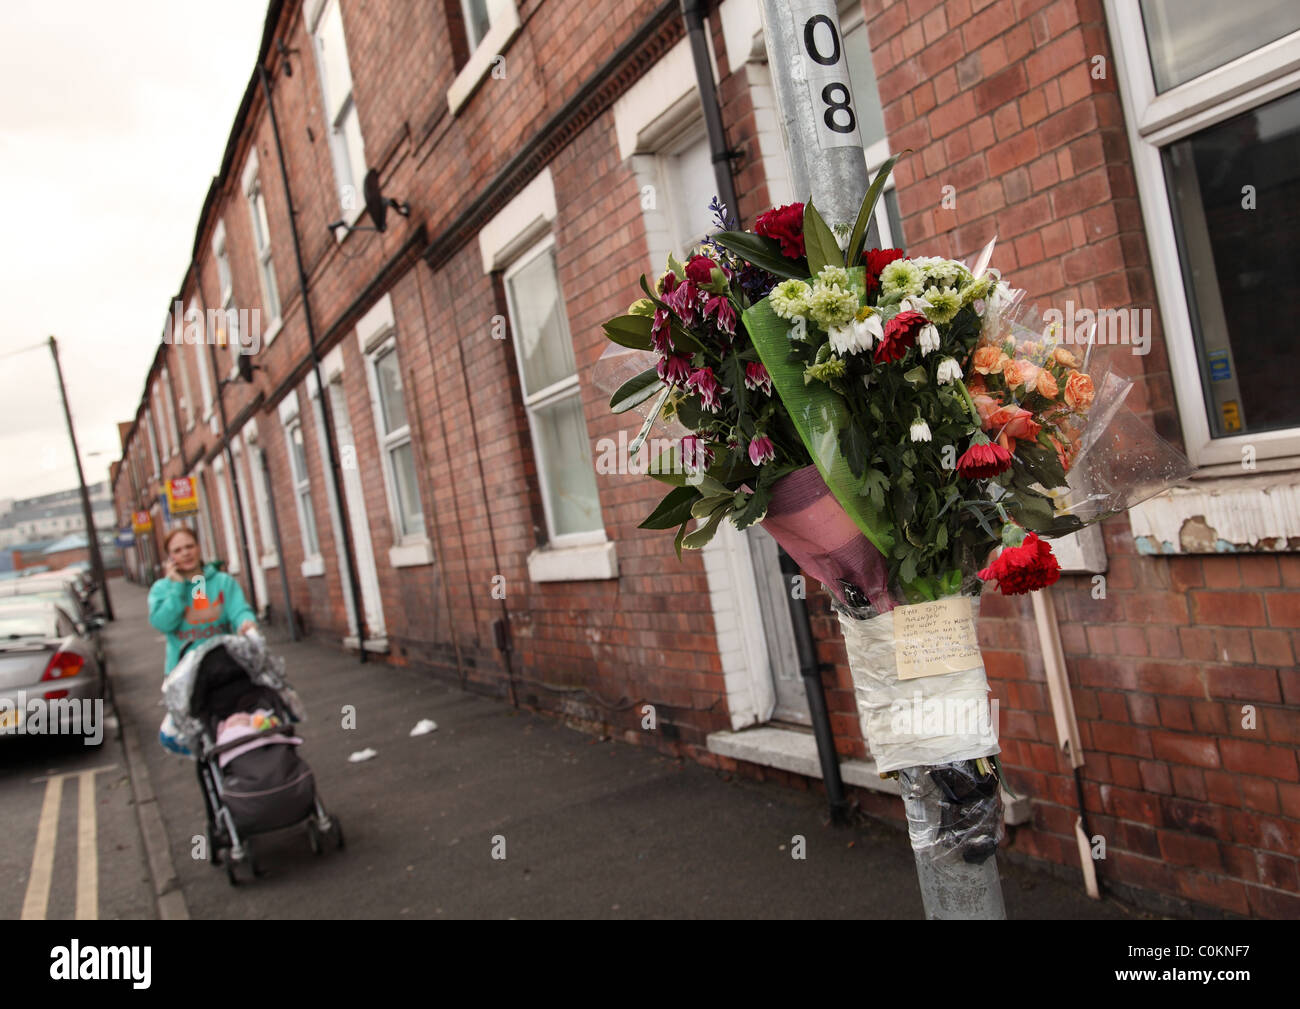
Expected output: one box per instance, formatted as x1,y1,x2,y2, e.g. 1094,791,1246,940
148,563,257,675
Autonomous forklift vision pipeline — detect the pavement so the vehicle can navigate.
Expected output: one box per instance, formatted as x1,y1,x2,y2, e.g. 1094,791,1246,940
102,577,1142,919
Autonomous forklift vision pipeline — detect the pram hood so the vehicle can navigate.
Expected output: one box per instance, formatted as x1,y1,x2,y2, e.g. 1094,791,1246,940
162,633,306,753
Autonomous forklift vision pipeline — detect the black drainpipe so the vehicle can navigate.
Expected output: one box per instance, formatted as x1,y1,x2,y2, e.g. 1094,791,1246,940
683,0,849,825
257,60,369,662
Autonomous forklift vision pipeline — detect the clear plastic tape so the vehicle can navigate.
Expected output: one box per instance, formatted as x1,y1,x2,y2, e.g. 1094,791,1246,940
836,597,999,774
900,762,1004,869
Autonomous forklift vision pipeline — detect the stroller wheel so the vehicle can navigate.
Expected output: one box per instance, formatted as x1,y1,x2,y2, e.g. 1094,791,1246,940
225,854,239,887
306,820,323,855
333,816,345,850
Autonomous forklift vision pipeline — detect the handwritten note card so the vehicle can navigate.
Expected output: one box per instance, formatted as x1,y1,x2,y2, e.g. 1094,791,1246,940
893,597,982,681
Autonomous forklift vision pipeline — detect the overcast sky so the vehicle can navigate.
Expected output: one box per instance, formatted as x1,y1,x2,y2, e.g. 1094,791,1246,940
0,0,268,506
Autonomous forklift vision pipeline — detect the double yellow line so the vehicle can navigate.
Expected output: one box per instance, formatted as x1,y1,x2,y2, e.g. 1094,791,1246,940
20,765,116,921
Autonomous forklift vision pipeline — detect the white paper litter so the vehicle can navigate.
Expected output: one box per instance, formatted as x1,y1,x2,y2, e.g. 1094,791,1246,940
348,748,378,763
409,719,438,737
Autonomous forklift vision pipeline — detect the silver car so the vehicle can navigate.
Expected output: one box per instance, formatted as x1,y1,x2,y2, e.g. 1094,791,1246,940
0,602,107,745
0,582,106,667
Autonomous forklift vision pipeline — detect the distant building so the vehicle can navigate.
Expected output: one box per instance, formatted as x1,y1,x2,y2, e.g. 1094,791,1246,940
0,482,115,548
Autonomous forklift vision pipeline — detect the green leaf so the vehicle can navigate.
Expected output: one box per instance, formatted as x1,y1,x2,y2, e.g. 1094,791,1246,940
712,231,810,280
639,485,701,530
802,201,843,275
609,368,663,414
602,314,654,351
899,550,918,585
691,493,732,519
839,420,871,480
673,519,689,560
902,365,928,387
846,152,906,266
682,505,728,549
732,484,772,530
861,468,889,510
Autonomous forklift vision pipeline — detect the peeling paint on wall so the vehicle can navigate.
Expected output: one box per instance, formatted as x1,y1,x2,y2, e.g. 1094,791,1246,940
1128,476,1300,554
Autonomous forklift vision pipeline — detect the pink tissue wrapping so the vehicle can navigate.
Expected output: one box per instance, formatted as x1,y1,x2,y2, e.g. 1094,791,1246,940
759,464,894,612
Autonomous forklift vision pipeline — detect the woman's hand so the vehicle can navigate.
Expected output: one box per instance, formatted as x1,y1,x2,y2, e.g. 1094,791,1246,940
164,559,183,583
239,620,257,635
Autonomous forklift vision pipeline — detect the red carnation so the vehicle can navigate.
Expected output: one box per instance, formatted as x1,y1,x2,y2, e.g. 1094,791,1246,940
863,247,905,296
978,533,1061,595
874,309,925,364
685,254,719,286
754,202,806,259
956,439,1012,479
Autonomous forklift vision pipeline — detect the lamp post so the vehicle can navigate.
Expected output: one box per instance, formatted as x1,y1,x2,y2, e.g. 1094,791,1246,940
48,336,114,620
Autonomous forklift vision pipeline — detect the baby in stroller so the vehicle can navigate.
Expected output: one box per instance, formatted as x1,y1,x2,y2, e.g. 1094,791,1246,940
161,632,343,884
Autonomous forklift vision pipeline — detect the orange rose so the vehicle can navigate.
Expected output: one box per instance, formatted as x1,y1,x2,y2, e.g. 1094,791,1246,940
1050,434,1070,473
1036,368,1060,399
1002,359,1039,392
972,345,1007,375
1053,347,1079,368
972,392,1003,424
1064,370,1095,411
985,405,1042,441
967,374,989,397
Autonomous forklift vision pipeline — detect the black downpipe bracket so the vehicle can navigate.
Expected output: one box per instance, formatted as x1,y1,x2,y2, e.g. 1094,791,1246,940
682,0,849,825
257,61,369,662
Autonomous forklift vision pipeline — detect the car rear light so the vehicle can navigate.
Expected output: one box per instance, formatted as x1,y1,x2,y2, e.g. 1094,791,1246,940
44,690,69,700
41,651,84,681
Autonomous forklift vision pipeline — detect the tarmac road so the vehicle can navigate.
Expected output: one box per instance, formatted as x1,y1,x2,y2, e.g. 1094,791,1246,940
99,577,1137,920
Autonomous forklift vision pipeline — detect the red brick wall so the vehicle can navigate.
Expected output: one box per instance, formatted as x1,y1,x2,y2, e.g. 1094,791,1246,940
855,0,1299,917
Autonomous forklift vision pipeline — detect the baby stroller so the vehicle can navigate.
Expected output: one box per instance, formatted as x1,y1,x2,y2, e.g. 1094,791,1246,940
161,632,343,884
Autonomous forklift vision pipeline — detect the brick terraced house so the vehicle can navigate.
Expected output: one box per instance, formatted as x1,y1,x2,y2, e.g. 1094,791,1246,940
113,0,1300,917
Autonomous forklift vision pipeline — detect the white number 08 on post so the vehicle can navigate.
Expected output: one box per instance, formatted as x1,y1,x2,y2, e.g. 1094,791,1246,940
787,1,864,151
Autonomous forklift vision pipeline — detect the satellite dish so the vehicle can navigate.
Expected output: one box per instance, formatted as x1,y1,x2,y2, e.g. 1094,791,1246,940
364,168,387,233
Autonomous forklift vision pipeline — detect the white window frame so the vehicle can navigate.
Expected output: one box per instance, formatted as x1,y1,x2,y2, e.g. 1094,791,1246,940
244,422,278,568
211,219,241,378
279,392,324,577
211,454,241,575
1105,3,1300,468
241,151,283,343
446,0,522,115
170,314,197,431
308,0,368,235
502,234,604,550
145,406,160,477
187,296,217,427
161,366,181,458
357,301,431,561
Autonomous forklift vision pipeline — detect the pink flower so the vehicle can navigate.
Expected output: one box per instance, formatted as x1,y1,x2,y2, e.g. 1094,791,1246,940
748,434,776,466
744,362,772,395
651,307,673,355
686,367,724,412
679,435,714,473
703,294,736,334
657,353,692,387
685,255,719,286
658,271,679,296
664,279,701,325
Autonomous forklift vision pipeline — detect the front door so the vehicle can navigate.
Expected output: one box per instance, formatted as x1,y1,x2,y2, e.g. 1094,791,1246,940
745,528,810,725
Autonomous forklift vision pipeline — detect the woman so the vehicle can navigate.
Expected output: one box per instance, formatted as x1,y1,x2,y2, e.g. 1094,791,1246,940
148,527,257,675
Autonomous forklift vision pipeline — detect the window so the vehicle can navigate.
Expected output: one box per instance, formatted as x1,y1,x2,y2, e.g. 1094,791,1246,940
446,0,522,115
161,366,180,457
187,298,216,423
461,0,491,51
503,236,604,544
285,417,321,564
367,340,426,541
242,152,282,331
212,219,241,373
1106,0,1300,465
170,315,196,430
311,0,367,227
145,406,160,476
152,389,170,461
841,1,904,248
211,456,241,574
244,427,277,567
659,125,715,258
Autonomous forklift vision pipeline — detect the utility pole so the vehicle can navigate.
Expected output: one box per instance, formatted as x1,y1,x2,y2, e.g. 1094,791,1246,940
48,336,114,620
758,0,1006,919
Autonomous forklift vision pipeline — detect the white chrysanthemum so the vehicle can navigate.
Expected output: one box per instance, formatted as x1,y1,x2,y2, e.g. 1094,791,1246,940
853,311,881,351
807,283,859,330
880,259,923,297
918,323,941,357
936,357,963,384
816,264,850,289
910,419,932,443
770,279,811,321
828,323,855,356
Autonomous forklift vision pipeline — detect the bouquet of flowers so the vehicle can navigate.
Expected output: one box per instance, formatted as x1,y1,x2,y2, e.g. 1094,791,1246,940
595,160,1191,864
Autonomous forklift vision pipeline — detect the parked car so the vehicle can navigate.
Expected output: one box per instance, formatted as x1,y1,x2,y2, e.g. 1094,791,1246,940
0,582,106,667
0,602,106,744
